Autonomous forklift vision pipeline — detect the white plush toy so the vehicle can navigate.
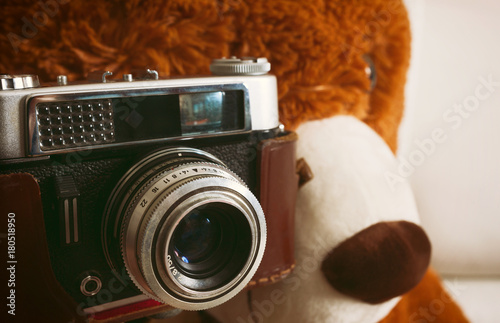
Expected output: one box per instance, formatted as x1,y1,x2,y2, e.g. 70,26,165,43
208,116,431,323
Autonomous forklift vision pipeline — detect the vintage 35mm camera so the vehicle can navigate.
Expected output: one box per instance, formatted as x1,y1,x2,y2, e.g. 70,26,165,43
0,58,297,321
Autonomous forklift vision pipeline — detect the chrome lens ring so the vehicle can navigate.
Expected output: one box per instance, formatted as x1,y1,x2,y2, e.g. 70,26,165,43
119,151,266,310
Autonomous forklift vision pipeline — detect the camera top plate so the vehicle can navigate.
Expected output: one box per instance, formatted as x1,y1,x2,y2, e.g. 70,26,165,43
0,58,279,161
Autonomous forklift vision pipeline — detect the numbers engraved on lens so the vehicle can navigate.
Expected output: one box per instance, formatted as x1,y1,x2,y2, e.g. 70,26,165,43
166,254,178,276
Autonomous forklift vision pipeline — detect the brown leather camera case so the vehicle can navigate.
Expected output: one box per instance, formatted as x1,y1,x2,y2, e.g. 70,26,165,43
0,131,298,322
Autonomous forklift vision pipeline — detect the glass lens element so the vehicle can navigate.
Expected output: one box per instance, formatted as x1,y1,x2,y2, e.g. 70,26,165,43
169,203,252,290
173,210,221,264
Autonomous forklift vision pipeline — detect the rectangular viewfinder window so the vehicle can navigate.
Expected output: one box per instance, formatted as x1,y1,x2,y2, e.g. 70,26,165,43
180,92,224,135
179,90,245,135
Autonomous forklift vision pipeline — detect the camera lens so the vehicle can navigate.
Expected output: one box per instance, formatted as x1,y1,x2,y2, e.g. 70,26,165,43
173,209,222,266
170,203,252,291
104,148,266,310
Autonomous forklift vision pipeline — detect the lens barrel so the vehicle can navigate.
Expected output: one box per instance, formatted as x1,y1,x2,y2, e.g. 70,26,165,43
104,148,266,310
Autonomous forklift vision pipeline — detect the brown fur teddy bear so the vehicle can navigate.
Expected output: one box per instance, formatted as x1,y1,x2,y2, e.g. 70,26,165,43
0,0,469,322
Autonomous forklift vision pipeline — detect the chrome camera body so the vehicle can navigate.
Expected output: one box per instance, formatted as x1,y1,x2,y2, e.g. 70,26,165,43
0,58,297,319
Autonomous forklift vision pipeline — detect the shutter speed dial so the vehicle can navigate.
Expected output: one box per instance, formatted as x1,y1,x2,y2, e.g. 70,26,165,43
210,57,271,76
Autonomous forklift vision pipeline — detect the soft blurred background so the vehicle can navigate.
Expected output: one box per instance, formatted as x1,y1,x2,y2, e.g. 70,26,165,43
400,0,500,321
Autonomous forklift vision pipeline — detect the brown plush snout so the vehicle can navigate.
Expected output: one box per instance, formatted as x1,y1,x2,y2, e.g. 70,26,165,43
321,221,431,304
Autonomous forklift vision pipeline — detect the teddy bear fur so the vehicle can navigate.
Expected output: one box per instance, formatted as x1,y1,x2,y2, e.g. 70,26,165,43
0,0,469,322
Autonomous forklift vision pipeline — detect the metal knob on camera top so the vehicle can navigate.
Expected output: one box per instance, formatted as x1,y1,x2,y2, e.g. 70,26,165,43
0,74,40,90
210,57,271,76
